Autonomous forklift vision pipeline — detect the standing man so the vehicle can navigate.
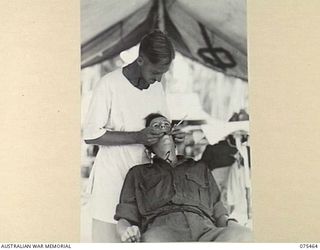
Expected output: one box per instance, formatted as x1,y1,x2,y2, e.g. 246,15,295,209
83,30,184,242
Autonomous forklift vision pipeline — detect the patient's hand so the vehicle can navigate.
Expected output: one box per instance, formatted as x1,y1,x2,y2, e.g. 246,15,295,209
120,225,141,242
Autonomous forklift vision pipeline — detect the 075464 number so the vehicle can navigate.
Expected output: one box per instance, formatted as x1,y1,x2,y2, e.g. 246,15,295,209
300,244,318,248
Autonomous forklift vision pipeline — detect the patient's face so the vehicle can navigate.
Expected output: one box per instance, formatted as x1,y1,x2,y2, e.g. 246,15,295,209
149,117,175,154
149,116,172,134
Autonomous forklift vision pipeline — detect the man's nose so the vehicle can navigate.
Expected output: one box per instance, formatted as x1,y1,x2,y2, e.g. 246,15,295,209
160,125,170,133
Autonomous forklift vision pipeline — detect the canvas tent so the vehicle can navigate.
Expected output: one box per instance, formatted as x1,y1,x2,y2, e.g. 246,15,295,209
81,0,247,80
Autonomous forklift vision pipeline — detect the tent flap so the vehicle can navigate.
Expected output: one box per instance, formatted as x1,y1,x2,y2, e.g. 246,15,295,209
165,0,247,79
81,0,247,80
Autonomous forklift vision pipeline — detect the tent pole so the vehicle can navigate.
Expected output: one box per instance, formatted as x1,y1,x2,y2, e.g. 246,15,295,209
157,0,165,31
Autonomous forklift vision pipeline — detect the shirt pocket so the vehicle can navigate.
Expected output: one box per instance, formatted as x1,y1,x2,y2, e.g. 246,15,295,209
185,173,211,207
185,173,208,188
138,174,171,212
139,175,162,191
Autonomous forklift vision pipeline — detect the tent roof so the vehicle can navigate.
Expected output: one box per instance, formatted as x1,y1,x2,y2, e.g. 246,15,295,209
81,0,150,44
176,0,246,54
81,0,247,80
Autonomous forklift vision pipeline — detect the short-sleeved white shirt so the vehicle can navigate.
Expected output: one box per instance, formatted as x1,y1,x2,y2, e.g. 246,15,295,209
83,68,169,223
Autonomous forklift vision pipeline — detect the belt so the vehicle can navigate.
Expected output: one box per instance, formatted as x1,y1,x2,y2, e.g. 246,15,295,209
148,204,215,226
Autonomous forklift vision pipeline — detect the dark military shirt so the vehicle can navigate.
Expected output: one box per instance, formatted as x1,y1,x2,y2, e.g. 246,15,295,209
114,152,229,232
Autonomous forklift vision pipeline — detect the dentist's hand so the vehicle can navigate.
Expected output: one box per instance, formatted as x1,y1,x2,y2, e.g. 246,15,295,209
171,126,186,143
137,127,164,146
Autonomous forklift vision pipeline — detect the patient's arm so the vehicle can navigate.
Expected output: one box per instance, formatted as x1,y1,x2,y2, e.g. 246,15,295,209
201,141,237,170
114,168,142,242
116,218,141,242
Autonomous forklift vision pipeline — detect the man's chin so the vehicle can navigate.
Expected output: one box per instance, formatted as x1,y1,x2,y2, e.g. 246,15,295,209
161,135,174,145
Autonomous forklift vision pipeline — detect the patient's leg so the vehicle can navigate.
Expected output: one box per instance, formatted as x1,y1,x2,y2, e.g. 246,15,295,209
199,223,253,242
141,212,192,242
181,212,252,242
142,225,179,242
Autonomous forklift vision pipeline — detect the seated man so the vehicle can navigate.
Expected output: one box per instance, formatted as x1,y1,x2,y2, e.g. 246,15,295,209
114,113,252,242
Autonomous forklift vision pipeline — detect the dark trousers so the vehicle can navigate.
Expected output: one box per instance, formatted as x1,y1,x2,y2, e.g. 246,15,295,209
141,211,252,242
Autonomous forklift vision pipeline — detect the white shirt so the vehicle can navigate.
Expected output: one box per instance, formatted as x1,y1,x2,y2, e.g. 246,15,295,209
83,68,169,223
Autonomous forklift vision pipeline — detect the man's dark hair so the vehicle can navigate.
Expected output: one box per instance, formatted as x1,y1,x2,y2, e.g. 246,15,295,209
139,30,175,65
145,113,166,127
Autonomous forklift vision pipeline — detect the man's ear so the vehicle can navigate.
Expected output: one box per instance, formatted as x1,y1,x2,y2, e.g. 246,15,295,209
137,56,144,66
